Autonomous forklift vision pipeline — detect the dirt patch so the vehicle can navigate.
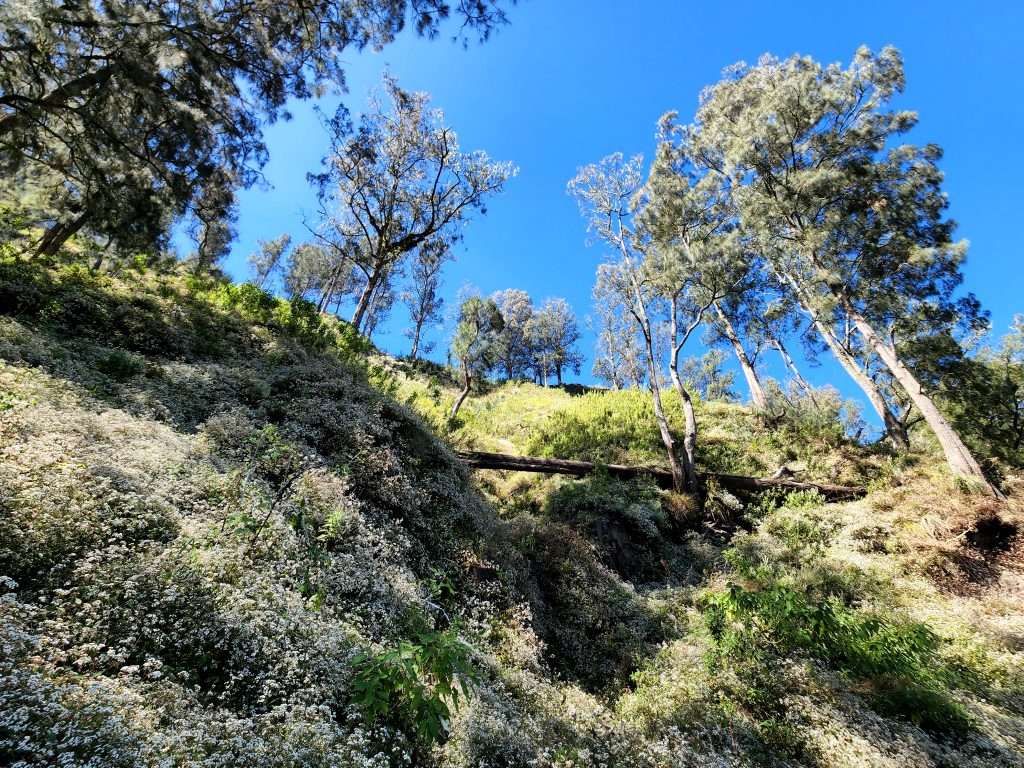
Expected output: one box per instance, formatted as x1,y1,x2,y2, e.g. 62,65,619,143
930,512,1022,596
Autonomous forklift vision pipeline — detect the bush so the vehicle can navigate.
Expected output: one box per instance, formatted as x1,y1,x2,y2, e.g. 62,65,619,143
96,349,145,381
352,627,477,747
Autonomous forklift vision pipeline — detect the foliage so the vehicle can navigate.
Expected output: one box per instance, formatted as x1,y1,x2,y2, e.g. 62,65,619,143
701,528,974,738
310,75,515,332
352,628,478,747
0,0,510,258
96,349,145,381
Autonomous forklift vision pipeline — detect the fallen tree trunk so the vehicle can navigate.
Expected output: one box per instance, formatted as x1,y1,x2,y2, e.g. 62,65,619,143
455,450,866,500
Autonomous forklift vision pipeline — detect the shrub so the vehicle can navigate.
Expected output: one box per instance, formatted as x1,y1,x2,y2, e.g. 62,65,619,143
352,627,477,747
96,349,145,381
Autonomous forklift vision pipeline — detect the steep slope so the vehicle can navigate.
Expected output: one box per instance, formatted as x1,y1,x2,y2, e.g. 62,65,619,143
1,258,1023,768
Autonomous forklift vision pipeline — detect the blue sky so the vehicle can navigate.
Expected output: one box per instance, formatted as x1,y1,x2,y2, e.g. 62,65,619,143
218,0,1023,429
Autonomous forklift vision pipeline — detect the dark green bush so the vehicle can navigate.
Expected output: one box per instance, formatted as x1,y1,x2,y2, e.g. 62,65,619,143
352,627,477,747
96,350,145,381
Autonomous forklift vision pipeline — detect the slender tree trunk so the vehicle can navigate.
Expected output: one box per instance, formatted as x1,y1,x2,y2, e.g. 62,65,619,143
409,320,423,361
351,269,381,332
317,259,350,313
714,302,769,411
642,328,687,493
813,316,910,450
667,295,700,491
35,212,88,257
771,337,817,403
847,307,998,494
668,357,700,492
556,364,563,385
450,364,472,420
778,270,909,450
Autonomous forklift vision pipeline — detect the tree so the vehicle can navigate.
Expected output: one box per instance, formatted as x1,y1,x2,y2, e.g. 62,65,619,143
636,120,750,489
450,296,504,419
283,242,355,312
0,1,510,259
248,235,292,288
492,289,535,380
591,280,646,390
362,273,397,341
569,153,688,492
694,47,996,492
679,349,736,402
311,76,514,333
402,240,450,360
526,298,583,385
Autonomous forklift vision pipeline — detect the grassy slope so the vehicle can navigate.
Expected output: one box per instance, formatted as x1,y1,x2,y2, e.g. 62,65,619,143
1,256,1023,767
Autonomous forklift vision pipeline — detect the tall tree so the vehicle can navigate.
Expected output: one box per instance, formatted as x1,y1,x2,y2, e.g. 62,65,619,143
569,153,688,492
492,289,535,380
311,76,514,333
402,240,450,360
679,349,736,402
694,47,996,492
450,296,504,419
248,234,293,288
0,1,511,259
637,123,746,488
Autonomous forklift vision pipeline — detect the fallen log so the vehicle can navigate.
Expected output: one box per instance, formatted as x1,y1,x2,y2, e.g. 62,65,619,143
455,450,866,500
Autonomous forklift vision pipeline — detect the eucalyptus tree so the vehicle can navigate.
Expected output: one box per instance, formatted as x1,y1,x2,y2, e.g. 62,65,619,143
637,124,750,488
492,289,535,379
679,349,736,402
248,235,293,289
569,153,688,492
693,47,994,490
0,1,511,258
526,298,583,385
311,76,514,333
402,240,450,360
450,296,504,420
591,280,646,390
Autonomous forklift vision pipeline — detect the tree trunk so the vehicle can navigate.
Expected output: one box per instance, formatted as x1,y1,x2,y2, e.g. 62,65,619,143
35,212,88,257
555,364,563,385
668,362,700,492
450,364,472,420
409,321,422,361
771,337,817,403
456,450,867,500
351,270,380,332
777,270,909,450
813,316,910,450
715,303,769,411
668,295,700,492
847,307,998,494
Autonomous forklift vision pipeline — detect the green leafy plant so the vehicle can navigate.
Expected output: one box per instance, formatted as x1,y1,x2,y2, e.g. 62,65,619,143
96,350,145,381
351,628,478,746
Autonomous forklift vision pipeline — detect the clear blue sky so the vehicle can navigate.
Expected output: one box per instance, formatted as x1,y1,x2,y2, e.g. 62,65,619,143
219,0,1023,430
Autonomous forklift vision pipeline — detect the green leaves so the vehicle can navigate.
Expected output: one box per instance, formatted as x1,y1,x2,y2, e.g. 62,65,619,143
351,628,478,747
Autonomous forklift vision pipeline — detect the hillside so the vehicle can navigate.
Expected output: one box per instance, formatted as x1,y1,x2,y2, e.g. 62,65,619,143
2,258,1024,768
